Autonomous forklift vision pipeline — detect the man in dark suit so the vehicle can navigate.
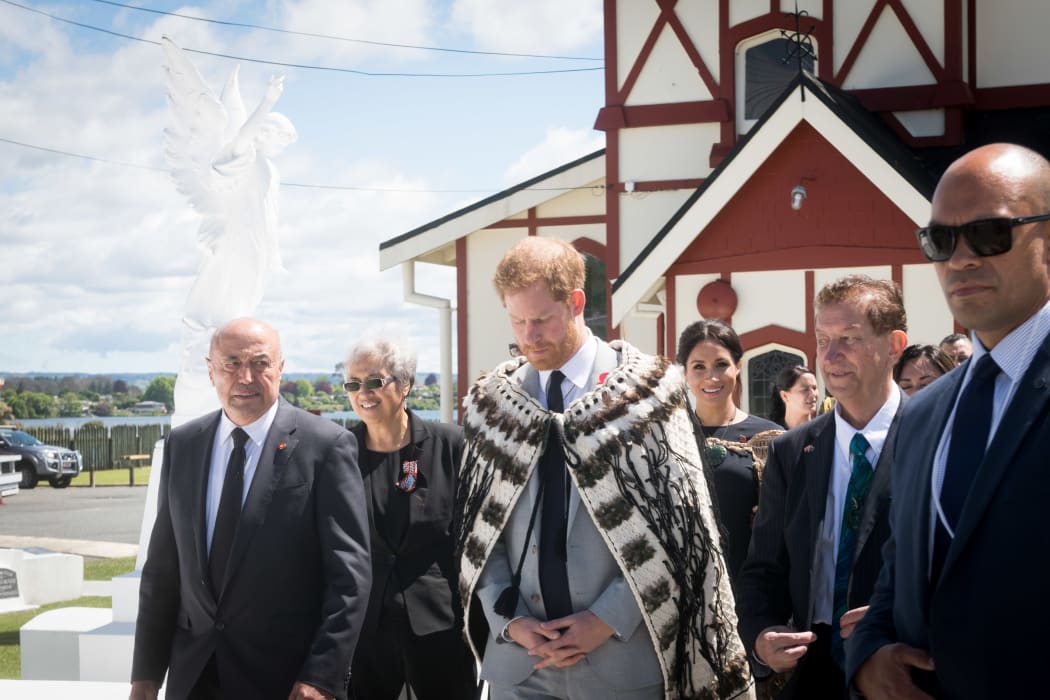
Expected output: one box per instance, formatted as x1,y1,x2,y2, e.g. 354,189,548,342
736,275,908,699
849,144,1050,698
131,318,371,700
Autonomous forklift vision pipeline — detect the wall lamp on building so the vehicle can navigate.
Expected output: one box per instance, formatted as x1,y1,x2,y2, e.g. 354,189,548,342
790,177,816,211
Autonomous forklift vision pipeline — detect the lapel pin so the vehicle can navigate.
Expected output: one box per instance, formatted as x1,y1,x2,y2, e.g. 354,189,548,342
278,442,287,450
804,444,815,453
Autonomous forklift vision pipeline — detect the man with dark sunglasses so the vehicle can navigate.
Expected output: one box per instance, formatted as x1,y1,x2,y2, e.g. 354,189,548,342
848,143,1050,699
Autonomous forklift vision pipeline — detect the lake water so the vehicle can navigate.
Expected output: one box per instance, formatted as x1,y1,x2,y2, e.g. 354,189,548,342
17,409,444,430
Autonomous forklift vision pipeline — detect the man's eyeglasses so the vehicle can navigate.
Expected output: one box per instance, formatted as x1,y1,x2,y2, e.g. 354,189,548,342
209,358,277,375
916,212,1050,262
343,376,396,393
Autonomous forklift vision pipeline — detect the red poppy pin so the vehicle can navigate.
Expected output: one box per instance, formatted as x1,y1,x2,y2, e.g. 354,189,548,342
598,372,609,385
278,442,287,451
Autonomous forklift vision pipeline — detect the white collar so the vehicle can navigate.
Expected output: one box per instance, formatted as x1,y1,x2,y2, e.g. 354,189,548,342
538,329,597,394
218,399,279,448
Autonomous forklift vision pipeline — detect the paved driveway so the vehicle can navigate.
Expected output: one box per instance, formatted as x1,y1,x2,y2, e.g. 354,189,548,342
0,486,146,546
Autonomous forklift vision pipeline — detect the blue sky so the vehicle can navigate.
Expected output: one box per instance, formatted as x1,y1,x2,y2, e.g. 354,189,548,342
0,0,605,375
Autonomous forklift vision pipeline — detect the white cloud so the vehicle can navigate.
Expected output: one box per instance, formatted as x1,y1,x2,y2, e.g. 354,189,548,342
451,0,602,55
502,126,604,184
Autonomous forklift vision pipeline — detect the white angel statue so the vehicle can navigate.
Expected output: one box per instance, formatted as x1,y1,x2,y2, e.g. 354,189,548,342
162,35,297,330
161,36,296,425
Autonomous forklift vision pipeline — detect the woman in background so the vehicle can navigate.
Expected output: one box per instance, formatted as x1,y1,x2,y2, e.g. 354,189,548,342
769,364,820,429
345,331,475,700
677,319,782,581
894,343,954,396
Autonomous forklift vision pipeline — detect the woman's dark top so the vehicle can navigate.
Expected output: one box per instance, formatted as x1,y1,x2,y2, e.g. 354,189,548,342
695,413,782,581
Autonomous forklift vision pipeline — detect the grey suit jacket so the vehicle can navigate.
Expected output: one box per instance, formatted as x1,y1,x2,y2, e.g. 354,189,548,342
132,398,372,700
848,334,1050,697
475,340,662,689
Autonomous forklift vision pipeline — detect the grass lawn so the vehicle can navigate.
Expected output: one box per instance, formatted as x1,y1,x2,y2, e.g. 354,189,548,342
70,467,150,487
0,558,137,679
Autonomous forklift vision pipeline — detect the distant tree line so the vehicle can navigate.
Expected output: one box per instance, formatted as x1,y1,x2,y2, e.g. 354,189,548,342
0,373,450,421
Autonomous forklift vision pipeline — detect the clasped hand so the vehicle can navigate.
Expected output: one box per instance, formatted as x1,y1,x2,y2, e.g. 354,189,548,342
507,611,615,669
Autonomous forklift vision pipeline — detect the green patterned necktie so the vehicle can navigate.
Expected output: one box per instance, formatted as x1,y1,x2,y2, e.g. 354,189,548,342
831,432,873,667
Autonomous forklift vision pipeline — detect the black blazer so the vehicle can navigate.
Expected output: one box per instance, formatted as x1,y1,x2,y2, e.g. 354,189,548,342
351,410,465,638
132,399,372,700
848,334,1050,698
736,392,904,691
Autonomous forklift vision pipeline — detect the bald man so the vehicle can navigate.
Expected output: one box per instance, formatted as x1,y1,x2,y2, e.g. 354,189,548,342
132,318,371,700
848,144,1050,698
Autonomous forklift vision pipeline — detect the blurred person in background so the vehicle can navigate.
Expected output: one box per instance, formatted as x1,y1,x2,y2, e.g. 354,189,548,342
769,365,820,429
938,332,973,365
893,344,954,396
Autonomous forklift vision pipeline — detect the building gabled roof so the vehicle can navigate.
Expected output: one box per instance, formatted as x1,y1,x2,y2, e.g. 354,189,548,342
379,149,605,270
610,72,938,324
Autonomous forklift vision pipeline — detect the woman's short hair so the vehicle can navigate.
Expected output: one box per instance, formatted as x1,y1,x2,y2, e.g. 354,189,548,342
893,344,954,382
675,319,744,366
344,327,417,388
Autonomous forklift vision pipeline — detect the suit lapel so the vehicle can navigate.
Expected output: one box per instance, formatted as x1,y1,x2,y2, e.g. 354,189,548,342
852,390,906,564
192,414,221,587
805,415,836,544
220,400,299,596
402,412,437,550
946,335,1050,576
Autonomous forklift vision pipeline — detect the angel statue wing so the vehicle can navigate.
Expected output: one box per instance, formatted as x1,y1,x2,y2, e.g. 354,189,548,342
161,35,296,332
160,36,233,250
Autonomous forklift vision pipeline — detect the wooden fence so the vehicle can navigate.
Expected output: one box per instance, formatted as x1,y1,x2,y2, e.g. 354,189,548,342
21,419,365,471
22,423,170,471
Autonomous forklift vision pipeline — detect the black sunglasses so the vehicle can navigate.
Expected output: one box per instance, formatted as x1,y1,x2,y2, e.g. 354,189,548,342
343,376,396,392
916,212,1050,262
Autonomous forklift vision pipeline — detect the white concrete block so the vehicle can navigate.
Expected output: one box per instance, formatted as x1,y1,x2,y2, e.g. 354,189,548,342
111,570,141,623
78,620,136,682
18,551,83,605
20,607,110,680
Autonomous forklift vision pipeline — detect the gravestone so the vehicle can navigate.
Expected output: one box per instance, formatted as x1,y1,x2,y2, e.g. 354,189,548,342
0,568,18,599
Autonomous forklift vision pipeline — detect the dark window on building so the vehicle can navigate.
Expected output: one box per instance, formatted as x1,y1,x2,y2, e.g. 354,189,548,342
748,349,804,419
583,253,607,340
745,38,814,121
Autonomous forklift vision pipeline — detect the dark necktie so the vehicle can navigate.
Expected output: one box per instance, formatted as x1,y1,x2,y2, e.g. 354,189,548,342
538,370,573,620
831,432,874,667
931,354,1000,585
210,427,249,596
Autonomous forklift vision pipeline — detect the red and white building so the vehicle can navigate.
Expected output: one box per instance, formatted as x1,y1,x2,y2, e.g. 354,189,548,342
380,1,1050,418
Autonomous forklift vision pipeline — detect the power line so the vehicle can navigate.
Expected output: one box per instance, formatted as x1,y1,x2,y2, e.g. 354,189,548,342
88,0,603,62
1,0,603,78
0,136,597,194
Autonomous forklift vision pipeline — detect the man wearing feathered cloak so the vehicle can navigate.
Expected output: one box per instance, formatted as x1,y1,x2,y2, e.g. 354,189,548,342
455,237,754,700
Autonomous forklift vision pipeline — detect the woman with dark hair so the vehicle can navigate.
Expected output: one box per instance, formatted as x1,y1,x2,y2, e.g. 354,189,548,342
769,364,819,429
344,329,476,700
677,319,781,581
894,343,954,396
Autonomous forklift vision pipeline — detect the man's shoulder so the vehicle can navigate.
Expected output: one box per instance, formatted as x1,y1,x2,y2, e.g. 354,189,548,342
281,403,348,440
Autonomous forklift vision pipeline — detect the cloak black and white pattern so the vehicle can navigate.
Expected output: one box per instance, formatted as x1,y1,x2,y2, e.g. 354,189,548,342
455,341,753,699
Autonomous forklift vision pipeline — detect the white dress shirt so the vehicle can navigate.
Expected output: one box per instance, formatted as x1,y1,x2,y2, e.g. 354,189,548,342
538,330,598,410
812,388,901,624
205,400,279,555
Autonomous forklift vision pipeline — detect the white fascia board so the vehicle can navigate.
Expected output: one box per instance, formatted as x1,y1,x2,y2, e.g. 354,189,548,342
379,156,606,271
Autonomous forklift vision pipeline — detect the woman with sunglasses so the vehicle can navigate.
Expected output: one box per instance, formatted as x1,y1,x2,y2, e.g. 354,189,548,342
677,320,782,582
344,331,475,700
